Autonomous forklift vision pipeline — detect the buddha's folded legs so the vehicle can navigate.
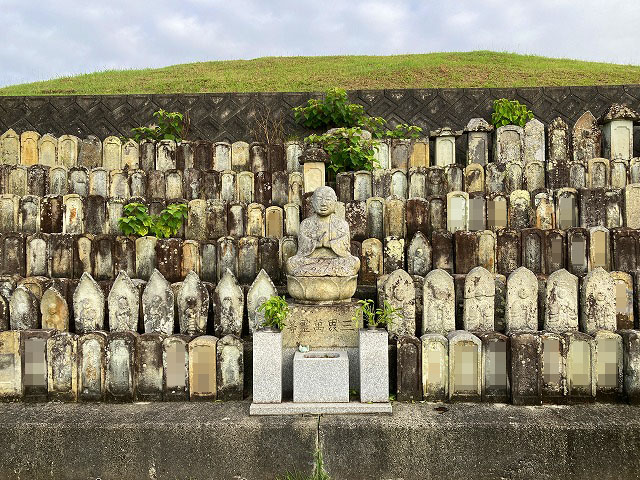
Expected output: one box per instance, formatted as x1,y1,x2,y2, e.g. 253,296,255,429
286,254,361,277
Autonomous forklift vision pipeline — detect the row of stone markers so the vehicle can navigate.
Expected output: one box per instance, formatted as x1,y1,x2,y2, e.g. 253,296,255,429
378,267,632,338
0,166,307,205
398,329,640,404
335,159,640,198
0,228,639,285
1,159,640,203
3,268,271,337
0,328,244,402
1,105,638,172
1,185,640,237
0,133,304,173
3,326,640,404
0,265,634,339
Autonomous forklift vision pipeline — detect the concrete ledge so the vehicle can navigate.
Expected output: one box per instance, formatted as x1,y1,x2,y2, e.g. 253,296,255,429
0,402,317,480
250,401,392,415
320,402,640,480
0,401,639,479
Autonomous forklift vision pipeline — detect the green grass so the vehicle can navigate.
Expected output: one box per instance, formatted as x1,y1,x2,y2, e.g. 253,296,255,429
2,51,640,96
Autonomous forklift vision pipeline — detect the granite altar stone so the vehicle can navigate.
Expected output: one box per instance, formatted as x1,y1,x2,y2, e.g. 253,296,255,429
293,350,349,403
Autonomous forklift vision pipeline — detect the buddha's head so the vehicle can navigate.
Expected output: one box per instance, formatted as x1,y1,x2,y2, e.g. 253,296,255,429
311,186,337,217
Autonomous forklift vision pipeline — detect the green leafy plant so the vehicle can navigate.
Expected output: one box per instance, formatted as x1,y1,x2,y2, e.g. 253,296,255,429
294,89,423,175
306,127,378,175
153,203,189,238
491,98,534,127
130,109,188,142
383,123,423,139
118,202,188,238
352,299,400,329
258,296,289,330
294,88,365,129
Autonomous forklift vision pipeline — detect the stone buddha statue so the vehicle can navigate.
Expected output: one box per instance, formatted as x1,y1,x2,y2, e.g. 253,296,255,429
286,186,360,303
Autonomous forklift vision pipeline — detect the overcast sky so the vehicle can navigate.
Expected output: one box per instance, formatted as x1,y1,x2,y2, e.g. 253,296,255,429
2,0,640,87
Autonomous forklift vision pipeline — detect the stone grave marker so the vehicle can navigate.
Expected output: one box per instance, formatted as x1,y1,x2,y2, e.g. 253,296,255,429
216,334,244,400
214,269,244,337
102,136,122,170
463,266,494,332
22,330,54,401
41,287,69,331
105,331,136,402
594,330,623,400
247,269,277,334
20,131,40,166
421,333,448,401
409,140,429,168
544,268,579,333
510,332,542,405
446,191,469,233
397,334,422,401
73,272,104,333
505,266,538,333
211,142,230,171
156,140,176,170
9,285,40,330
108,271,139,332
601,104,638,161
177,271,209,336
422,269,455,336
0,129,20,165
480,332,510,402
407,232,431,277
546,117,570,189
564,332,595,402
447,330,481,402
77,331,107,401
46,332,77,401
494,125,524,166
162,335,189,401
612,271,634,330
135,333,163,401
379,269,415,337
188,335,218,400
581,267,616,334
539,332,567,403
142,269,175,335
465,118,492,166
572,111,601,164
524,118,545,164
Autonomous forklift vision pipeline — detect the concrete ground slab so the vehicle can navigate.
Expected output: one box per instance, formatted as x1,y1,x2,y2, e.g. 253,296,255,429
0,401,639,479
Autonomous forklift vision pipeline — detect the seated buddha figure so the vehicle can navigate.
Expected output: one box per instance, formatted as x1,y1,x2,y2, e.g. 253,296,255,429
286,186,360,302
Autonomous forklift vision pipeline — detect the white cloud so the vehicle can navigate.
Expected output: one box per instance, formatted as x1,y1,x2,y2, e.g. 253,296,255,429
1,0,640,87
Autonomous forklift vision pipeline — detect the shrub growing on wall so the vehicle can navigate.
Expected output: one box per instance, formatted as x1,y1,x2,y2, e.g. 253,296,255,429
118,202,188,238
294,88,422,175
491,98,534,127
130,109,189,142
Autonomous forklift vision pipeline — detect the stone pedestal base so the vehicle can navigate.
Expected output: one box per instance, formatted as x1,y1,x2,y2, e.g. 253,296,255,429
282,301,363,397
283,300,362,348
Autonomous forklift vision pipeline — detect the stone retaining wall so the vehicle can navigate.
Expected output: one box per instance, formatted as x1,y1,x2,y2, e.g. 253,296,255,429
2,85,640,144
